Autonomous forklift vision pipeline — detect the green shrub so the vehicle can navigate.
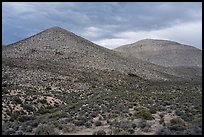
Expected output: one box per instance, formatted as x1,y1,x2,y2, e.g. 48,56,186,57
2,88,9,94
23,104,35,111
45,86,52,90
10,111,21,121
93,130,106,135
38,108,51,114
95,121,102,126
61,124,76,133
2,83,8,87
35,124,59,135
48,111,67,119
149,107,157,114
38,105,56,114
133,107,154,120
111,128,122,135
13,96,22,104
39,99,47,104
18,115,34,122
170,118,185,126
159,118,165,124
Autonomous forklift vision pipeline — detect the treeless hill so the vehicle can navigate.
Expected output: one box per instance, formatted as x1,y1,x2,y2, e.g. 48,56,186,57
2,27,183,81
114,39,202,81
2,27,202,135
114,39,202,67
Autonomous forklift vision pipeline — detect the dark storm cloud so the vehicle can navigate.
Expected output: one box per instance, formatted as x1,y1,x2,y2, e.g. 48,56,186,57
2,2,202,49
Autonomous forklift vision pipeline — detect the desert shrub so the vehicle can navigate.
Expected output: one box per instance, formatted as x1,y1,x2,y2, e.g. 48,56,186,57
118,130,131,135
89,111,98,118
157,128,172,135
190,117,202,125
10,111,22,122
93,130,106,135
54,103,59,107
92,85,96,88
157,105,166,111
23,104,35,112
167,109,172,113
119,122,131,130
175,110,183,116
133,107,154,120
128,112,133,117
11,124,19,131
159,118,165,124
18,115,35,122
127,129,135,134
190,126,202,135
15,131,23,135
37,106,56,114
73,120,84,126
85,122,92,128
39,99,47,104
61,124,76,133
137,119,147,129
170,118,185,126
111,128,122,135
107,112,118,119
2,83,8,87
2,128,15,135
13,96,22,104
45,86,52,90
55,51,63,55
30,49,37,53
163,101,171,106
131,123,137,129
58,125,63,130
142,126,151,132
2,88,9,94
128,73,137,77
122,108,129,113
30,120,39,127
149,107,157,114
180,113,190,121
25,125,33,132
159,113,164,118
35,124,59,135
95,120,102,126
168,124,186,131
48,111,67,119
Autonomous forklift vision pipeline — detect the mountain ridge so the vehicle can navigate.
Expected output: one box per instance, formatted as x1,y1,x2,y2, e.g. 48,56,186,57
2,26,182,81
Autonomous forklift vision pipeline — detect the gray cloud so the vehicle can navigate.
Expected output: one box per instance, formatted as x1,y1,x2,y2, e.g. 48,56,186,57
2,2,202,49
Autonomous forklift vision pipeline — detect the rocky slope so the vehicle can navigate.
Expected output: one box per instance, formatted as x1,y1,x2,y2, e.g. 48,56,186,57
2,27,202,135
3,27,186,81
114,39,202,67
114,39,202,81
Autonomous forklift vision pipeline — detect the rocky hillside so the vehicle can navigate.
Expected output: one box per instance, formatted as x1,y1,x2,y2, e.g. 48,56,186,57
114,39,202,81
3,27,186,81
114,39,202,67
2,27,202,135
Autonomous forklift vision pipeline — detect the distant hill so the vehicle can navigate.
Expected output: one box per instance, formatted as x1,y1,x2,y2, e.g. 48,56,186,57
114,39,202,67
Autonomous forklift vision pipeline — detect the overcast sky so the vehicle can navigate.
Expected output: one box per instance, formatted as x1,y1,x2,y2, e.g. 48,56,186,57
2,2,202,49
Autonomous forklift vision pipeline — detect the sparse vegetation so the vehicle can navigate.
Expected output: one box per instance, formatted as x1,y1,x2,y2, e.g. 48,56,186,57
2,27,202,135
170,118,185,126
133,107,154,120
